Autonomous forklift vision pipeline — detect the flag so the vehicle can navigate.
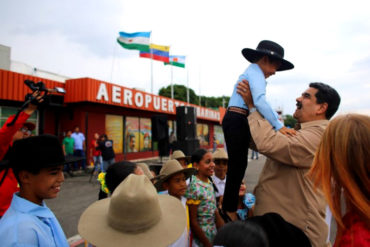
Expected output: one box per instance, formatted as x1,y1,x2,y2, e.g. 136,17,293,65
117,31,151,52
139,43,170,63
164,55,186,68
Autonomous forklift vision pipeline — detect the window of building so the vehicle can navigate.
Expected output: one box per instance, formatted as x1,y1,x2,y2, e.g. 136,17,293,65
168,120,176,136
105,114,123,153
125,117,139,153
139,118,152,152
197,123,209,146
214,125,225,145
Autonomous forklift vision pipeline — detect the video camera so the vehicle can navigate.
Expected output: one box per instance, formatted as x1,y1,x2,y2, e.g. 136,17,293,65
24,79,66,94
24,79,66,105
6,80,66,127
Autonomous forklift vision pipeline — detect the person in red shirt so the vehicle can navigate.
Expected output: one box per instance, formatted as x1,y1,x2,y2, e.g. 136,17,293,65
0,93,41,217
90,133,102,173
309,114,370,246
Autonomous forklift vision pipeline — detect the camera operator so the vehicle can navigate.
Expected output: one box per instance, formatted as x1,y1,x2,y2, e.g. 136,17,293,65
0,91,43,218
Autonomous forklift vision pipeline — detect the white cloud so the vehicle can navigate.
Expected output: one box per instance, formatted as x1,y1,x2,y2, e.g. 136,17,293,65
1,0,370,115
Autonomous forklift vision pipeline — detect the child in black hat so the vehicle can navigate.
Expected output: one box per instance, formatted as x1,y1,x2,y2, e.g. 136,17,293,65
222,40,295,221
0,134,69,246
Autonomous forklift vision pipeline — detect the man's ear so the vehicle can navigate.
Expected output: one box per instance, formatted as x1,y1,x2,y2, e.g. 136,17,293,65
317,102,328,116
18,170,32,185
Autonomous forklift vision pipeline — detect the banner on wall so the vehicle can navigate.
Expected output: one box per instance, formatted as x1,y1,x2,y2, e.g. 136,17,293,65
105,115,123,153
125,117,140,153
197,124,209,146
140,118,152,152
168,120,176,136
214,125,225,145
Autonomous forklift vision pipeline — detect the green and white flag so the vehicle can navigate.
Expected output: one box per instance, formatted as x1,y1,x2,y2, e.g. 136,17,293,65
165,55,186,68
117,31,151,52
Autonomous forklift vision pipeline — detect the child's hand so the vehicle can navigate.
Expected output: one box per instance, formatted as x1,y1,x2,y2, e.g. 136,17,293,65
279,126,297,136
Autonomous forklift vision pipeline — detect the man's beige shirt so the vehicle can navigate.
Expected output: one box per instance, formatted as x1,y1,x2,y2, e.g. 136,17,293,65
248,112,328,247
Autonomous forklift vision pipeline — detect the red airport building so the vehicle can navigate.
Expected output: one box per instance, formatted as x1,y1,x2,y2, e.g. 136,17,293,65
0,69,226,162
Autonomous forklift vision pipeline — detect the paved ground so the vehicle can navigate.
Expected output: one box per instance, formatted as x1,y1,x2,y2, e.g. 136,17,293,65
47,153,336,245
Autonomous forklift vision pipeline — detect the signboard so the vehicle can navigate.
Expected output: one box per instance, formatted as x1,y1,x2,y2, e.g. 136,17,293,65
105,114,123,153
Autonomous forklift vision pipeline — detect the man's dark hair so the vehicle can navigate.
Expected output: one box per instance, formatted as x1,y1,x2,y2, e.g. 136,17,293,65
213,220,269,247
105,161,137,194
309,82,341,119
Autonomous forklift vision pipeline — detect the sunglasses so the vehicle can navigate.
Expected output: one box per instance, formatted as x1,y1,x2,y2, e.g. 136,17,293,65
20,127,32,135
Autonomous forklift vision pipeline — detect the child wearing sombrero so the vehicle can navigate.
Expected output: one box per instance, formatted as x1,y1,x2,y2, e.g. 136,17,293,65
171,150,191,169
79,174,187,247
0,135,69,246
155,159,196,247
222,40,295,222
210,148,229,208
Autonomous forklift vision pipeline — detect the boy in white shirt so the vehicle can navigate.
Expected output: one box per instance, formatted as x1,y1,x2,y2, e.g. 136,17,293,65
156,160,196,247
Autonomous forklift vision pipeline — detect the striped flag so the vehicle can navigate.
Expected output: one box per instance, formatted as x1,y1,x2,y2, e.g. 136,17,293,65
139,44,170,63
165,55,186,68
117,31,151,52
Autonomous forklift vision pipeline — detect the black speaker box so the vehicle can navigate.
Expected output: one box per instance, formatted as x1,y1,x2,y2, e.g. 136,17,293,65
158,138,170,157
176,106,197,141
177,139,200,156
151,115,169,141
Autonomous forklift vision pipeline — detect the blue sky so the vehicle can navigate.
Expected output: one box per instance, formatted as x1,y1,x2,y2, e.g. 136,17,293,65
1,0,369,115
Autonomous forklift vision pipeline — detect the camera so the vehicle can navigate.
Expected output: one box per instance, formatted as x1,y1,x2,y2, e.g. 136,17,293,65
24,80,66,94
24,80,48,92
7,80,66,127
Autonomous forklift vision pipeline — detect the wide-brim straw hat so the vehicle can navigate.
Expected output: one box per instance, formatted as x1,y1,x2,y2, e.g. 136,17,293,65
78,174,186,247
136,162,154,180
242,40,294,71
171,150,190,161
155,159,196,192
213,148,228,160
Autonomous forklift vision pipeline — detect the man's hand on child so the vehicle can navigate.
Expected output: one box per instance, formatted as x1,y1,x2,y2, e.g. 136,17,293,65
237,79,255,108
279,126,297,136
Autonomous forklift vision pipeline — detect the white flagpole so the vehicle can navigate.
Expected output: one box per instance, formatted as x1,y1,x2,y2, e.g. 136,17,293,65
186,66,189,104
171,65,174,99
150,47,154,94
198,64,201,106
110,39,118,84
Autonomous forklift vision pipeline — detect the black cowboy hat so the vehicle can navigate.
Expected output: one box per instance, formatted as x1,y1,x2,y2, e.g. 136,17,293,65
0,134,84,170
242,40,294,71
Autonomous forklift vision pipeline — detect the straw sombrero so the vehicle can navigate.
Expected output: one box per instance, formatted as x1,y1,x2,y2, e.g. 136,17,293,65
213,148,228,160
155,159,196,192
171,150,190,161
136,162,154,180
78,174,186,247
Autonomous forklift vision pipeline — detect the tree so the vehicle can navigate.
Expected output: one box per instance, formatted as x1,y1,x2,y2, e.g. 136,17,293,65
158,84,230,108
284,114,297,128
198,95,230,108
158,84,198,104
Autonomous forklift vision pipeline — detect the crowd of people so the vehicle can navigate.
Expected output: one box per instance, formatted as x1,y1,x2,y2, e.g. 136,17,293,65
61,128,116,176
0,40,369,247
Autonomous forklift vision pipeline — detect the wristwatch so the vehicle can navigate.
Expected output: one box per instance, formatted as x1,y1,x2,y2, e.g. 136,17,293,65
249,107,257,113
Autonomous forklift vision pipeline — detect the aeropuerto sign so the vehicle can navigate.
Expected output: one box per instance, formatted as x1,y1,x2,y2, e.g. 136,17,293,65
64,78,220,122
